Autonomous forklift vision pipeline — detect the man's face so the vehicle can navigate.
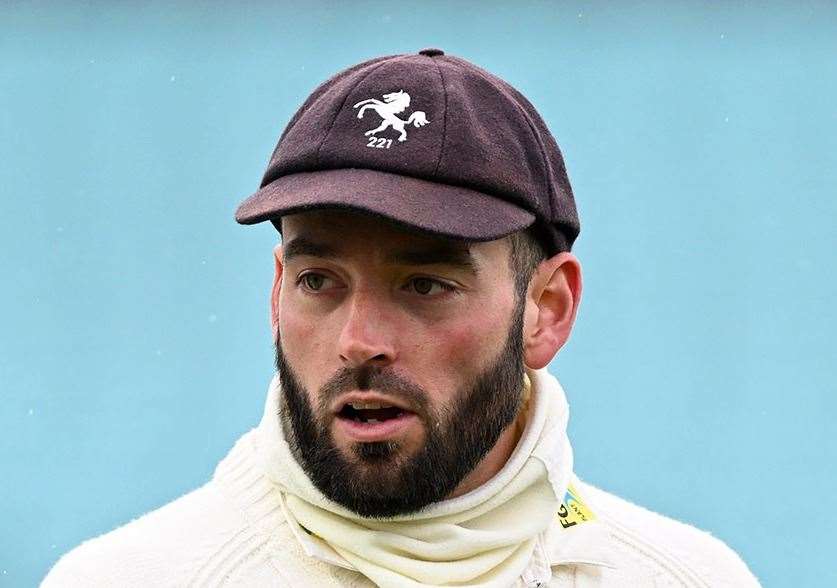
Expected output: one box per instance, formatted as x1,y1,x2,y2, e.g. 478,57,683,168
273,209,527,518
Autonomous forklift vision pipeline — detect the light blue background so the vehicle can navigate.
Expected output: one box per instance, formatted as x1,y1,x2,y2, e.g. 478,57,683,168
2,2,835,586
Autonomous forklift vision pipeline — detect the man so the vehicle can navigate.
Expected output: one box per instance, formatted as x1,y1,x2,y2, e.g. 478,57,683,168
43,49,759,587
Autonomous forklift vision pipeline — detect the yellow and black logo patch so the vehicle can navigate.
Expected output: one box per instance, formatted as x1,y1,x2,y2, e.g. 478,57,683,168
557,483,596,528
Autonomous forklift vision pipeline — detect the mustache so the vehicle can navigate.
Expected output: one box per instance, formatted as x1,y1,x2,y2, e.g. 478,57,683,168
316,364,430,417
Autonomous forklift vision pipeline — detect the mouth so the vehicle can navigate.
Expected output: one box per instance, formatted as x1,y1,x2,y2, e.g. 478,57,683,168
338,401,407,423
333,394,420,442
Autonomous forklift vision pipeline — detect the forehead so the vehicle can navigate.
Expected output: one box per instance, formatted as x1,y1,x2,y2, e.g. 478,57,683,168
280,209,511,274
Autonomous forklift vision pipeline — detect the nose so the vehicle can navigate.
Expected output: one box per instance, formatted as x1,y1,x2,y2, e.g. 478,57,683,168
337,289,397,368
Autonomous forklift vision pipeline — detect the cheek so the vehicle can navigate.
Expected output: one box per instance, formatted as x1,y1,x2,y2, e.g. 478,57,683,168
277,300,336,399
421,313,504,389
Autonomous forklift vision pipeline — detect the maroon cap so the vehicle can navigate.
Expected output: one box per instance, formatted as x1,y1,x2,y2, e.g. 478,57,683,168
234,48,579,255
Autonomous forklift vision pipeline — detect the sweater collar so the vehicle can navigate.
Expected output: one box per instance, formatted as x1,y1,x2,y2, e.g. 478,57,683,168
243,366,616,578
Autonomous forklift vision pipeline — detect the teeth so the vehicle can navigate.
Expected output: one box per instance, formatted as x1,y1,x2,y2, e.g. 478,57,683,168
367,419,380,424
348,401,392,410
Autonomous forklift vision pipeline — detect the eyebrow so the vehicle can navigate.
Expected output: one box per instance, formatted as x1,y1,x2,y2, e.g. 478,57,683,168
282,236,480,275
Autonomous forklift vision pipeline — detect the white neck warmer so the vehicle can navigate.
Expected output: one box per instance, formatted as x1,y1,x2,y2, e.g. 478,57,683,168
255,367,573,587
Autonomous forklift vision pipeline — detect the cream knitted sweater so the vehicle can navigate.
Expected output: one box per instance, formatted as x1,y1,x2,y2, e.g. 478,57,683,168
42,370,760,587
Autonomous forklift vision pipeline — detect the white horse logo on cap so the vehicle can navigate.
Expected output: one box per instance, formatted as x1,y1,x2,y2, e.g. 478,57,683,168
353,90,429,143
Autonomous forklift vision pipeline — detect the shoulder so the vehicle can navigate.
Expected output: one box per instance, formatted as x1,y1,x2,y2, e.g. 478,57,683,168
41,482,247,587
574,477,760,587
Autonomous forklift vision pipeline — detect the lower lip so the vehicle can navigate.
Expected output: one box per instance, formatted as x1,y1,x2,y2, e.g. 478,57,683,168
334,412,419,442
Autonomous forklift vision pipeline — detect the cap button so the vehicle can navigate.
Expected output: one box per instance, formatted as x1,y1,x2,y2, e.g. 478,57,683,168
418,48,445,57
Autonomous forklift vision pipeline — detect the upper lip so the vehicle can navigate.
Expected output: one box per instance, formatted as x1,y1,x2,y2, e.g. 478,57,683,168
331,392,413,414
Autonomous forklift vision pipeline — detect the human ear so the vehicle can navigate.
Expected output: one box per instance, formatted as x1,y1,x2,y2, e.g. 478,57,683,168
522,252,583,369
270,243,284,342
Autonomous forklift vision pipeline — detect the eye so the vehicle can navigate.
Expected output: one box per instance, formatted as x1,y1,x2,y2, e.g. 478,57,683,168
298,272,337,292
408,277,458,296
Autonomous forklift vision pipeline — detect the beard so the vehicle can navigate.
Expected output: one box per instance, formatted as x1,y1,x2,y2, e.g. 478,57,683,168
274,296,527,519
